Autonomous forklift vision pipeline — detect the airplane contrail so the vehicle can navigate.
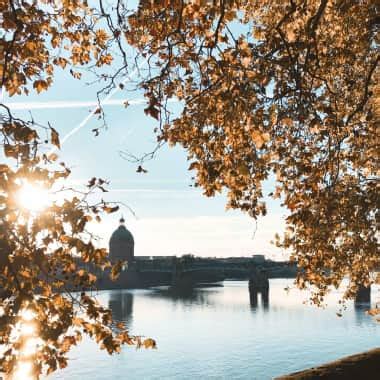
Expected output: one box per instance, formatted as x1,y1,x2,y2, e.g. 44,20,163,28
4,98,146,110
1,59,179,155
48,58,149,154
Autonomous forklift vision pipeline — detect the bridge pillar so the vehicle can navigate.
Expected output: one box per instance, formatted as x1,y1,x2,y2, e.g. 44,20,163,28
171,257,180,287
248,267,269,307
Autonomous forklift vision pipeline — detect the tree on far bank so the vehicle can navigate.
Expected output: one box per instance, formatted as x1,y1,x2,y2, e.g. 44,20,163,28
0,0,378,378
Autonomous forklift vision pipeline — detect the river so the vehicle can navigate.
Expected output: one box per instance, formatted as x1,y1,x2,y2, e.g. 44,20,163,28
51,279,380,380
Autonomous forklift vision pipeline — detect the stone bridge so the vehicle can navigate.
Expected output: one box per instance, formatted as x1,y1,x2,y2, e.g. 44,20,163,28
130,256,293,294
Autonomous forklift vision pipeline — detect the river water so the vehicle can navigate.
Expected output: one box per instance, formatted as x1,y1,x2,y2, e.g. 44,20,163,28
51,279,379,380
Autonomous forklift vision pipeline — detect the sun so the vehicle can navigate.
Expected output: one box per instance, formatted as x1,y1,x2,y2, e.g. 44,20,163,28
17,182,50,212
12,361,34,380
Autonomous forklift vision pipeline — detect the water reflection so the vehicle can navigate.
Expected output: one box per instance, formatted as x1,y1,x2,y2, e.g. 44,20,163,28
11,308,40,380
249,289,269,310
51,280,380,380
146,286,219,308
354,302,372,326
108,291,134,328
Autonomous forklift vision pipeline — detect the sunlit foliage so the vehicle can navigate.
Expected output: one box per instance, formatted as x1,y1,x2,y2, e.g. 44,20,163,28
124,0,379,304
0,1,154,378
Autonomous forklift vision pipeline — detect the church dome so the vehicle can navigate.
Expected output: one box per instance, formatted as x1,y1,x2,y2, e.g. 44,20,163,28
110,225,134,244
109,217,134,263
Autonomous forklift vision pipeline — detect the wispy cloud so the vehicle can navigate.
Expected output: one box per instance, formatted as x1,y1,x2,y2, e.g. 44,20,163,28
62,178,191,186
108,188,200,200
4,98,146,110
109,188,194,193
89,214,288,259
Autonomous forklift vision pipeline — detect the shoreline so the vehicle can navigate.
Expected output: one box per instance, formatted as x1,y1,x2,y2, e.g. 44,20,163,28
276,348,380,379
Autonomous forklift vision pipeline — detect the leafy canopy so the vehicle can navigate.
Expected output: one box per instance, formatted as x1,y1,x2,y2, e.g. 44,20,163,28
125,0,379,304
0,1,154,378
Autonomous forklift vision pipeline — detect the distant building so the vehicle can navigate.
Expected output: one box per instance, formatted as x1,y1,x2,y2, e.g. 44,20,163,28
135,255,174,261
109,217,134,264
220,257,251,264
134,256,153,261
252,254,266,263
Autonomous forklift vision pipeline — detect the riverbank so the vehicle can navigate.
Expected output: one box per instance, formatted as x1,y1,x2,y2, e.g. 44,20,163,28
276,348,380,379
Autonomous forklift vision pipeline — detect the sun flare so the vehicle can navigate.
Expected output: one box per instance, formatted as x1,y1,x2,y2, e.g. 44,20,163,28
17,182,50,213
12,361,34,380
21,309,36,322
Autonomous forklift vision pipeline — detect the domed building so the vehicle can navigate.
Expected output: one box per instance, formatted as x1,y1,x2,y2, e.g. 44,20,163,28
109,217,134,264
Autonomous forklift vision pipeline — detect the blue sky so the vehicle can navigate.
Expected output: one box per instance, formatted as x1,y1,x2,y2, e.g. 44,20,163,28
3,64,288,260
